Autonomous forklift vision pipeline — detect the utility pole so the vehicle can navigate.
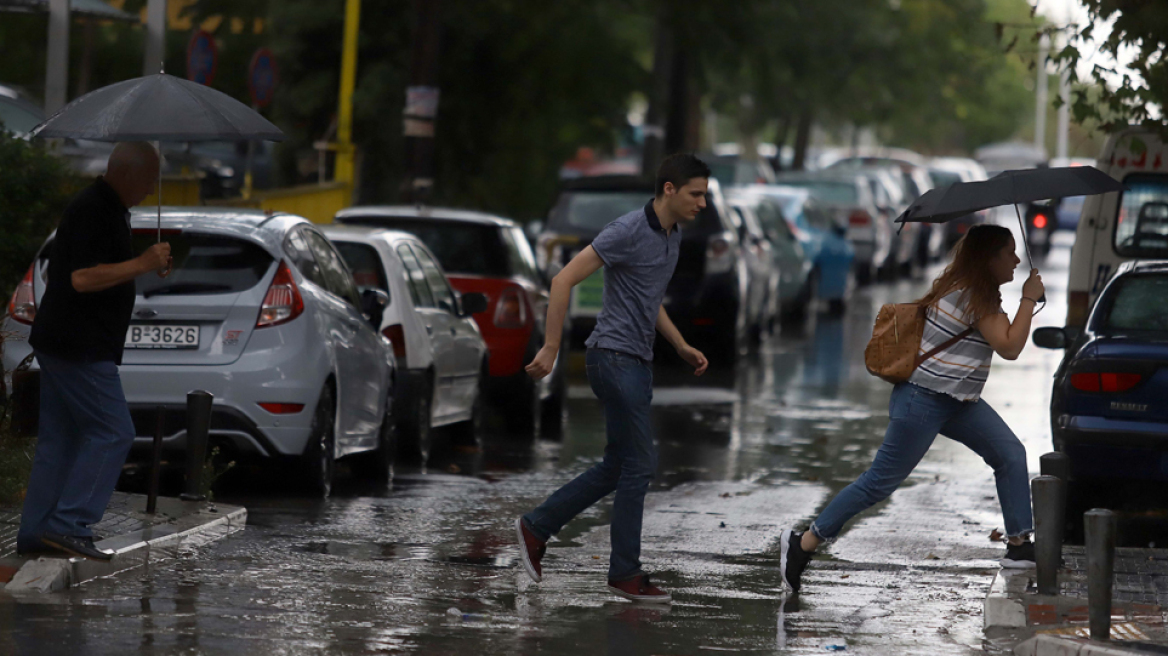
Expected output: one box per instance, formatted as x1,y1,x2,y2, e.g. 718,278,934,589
402,0,443,203
1056,64,1070,160
45,0,69,114
1034,33,1049,155
144,0,167,76
335,0,361,187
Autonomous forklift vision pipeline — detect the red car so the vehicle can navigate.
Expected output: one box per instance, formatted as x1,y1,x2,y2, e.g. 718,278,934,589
334,206,568,437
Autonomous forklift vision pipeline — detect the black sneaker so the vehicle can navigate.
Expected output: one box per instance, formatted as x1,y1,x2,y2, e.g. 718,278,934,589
40,533,113,562
780,529,812,593
1000,541,1036,569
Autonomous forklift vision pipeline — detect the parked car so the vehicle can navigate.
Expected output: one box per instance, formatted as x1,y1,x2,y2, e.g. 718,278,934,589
2,208,398,497
739,185,855,314
725,197,781,340
334,206,567,437
1065,128,1167,329
928,158,989,249
1055,195,1087,232
771,170,890,283
322,225,490,460
536,175,751,360
725,190,813,321
0,83,43,138
1032,261,1168,530
700,153,776,187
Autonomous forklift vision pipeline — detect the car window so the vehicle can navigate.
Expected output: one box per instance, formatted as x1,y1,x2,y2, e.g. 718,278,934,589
332,240,390,301
1102,274,1168,332
753,198,790,242
804,201,834,230
553,191,647,231
129,232,273,297
396,243,434,308
0,98,43,135
1114,174,1168,257
777,180,858,204
504,227,539,281
304,230,361,307
284,228,326,287
411,245,458,314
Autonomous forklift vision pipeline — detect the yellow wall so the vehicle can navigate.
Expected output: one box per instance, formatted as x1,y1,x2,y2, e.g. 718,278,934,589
207,183,353,224
141,174,202,207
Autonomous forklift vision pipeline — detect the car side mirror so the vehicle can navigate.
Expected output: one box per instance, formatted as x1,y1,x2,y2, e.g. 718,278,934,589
361,288,389,325
1032,326,1067,350
525,220,544,243
461,292,489,316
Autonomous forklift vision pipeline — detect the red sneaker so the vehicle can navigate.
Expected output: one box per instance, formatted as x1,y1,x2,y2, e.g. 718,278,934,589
607,574,672,603
515,518,546,582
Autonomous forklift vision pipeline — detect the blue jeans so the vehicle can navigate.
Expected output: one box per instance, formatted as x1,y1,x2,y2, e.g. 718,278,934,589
811,382,1032,541
523,348,656,581
17,350,135,549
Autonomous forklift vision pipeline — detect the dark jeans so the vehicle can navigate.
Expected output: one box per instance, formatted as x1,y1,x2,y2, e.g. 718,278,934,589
811,382,1033,541
523,348,656,581
17,350,135,550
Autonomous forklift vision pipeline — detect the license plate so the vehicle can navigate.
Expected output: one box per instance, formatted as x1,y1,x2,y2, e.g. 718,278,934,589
571,271,604,316
125,325,200,349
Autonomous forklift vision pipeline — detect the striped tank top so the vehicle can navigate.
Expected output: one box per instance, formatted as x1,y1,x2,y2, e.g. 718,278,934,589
908,289,997,401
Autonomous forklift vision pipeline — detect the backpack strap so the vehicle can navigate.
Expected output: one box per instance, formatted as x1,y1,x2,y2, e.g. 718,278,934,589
914,326,975,367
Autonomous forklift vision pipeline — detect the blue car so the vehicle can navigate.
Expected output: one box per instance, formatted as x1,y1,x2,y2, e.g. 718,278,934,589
741,185,855,313
1033,261,1168,520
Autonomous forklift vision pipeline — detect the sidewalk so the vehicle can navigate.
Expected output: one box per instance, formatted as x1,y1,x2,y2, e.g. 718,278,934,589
984,545,1168,655
0,491,245,593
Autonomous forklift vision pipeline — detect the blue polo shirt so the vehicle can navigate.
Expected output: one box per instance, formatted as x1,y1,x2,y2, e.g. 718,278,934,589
584,201,682,361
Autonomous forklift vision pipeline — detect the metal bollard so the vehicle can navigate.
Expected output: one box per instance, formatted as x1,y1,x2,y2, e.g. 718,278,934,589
180,390,213,502
1085,508,1118,641
146,407,165,514
1032,475,1065,595
1040,452,1071,482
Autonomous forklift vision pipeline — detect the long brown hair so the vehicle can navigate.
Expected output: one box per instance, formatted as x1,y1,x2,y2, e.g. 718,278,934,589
917,224,1013,321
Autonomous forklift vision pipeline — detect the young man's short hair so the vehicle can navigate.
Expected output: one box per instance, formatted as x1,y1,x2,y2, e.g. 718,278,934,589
655,153,711,197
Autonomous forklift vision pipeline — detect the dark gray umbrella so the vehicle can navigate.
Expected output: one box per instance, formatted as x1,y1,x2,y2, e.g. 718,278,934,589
30,73,285,243
896,165,1124,274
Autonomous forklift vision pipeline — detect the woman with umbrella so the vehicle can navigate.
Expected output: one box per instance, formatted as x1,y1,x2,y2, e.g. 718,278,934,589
778,224,1045,592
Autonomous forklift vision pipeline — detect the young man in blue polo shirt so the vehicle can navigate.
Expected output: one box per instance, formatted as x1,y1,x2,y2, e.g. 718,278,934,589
518,154,711,603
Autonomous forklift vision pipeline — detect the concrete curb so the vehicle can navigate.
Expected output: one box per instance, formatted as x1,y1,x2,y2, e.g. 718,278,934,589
4,503,245,594
1014,634,1160,656
986,568,1033,629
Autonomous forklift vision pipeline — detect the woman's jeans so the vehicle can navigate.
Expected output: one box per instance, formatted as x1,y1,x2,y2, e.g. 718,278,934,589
17,350,136,550
811,382,1032,541
523,348,656,581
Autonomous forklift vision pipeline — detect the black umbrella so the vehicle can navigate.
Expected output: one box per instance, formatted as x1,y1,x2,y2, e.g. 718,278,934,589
30,72,285,240
896,165,1124,267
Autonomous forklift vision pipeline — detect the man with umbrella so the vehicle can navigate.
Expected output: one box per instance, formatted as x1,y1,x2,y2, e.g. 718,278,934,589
17,142,172,560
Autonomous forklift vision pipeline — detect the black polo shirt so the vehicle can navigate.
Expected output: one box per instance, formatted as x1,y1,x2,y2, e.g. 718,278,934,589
30,177,136,365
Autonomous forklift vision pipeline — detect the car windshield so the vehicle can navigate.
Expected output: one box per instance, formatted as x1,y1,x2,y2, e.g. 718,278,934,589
775,180,857,204
1114,174,1168,257
332,240,389,295
554,191,648,231
0,99,42,134
342,217,512,277
129,232,273,297
1102,274,1168,332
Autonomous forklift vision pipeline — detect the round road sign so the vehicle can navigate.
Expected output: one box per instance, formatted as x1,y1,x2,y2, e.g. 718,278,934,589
249,48,278,108
186,30,218,86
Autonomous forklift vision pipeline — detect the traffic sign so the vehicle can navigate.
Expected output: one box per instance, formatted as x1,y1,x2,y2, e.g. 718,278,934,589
248,48,278,109
186,30,218,86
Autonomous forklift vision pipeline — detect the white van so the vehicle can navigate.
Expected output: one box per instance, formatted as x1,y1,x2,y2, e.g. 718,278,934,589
1066,128,1168,328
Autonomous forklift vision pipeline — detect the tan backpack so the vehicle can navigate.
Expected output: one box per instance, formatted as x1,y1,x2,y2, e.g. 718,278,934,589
864,303,973,384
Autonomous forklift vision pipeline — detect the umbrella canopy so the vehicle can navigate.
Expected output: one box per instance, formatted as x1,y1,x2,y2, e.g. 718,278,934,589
896,166,1123,225
30,73,284,143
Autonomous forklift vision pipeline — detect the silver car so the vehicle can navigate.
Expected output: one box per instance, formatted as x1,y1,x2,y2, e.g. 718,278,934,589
2,208,397,498
321,225,489,462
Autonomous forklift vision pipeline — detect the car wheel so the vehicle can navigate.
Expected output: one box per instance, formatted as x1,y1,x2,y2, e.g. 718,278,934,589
354,392,395,484
453,364,487,448
506,374,542,439
397,373,432,463
302,384,337,498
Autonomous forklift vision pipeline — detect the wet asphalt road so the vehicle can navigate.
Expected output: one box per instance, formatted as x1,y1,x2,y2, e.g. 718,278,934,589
1,232,1076,656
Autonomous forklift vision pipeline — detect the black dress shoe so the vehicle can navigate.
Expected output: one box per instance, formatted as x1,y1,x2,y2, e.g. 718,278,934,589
40,533,113,562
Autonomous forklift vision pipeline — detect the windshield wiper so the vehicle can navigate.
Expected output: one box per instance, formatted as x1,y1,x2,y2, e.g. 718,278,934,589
142,283,233,298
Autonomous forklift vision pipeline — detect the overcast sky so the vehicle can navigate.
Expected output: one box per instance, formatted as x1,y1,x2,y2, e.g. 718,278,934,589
1034,0,1134,79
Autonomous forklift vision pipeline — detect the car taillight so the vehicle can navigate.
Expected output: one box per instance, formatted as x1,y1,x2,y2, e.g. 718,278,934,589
256,260,304,328
258,402,305,414
849,210,872,226
706,233,736,274
381,323,407,358
1067,291,1090,328
8,263,36,325
1033,213,1048,229
1070,372,1142,393
494,286,527,329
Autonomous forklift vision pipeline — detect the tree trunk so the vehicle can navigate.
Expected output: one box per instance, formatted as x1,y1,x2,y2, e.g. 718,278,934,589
792,108,813,171
641,11,672,177
664,48,694,156
771,116,791,172
402,0,443,203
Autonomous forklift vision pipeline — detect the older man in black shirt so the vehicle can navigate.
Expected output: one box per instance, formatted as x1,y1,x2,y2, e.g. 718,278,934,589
18,142,171,561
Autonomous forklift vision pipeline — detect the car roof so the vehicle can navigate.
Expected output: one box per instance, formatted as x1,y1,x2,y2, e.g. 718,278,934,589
319,224,423,246
558,175,654,192
336,205,517,228
128,206,293,233
1118,260,1168,275
738,184,812,199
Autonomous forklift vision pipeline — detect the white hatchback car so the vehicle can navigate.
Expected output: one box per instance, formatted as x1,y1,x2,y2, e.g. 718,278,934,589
321,226,489,461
